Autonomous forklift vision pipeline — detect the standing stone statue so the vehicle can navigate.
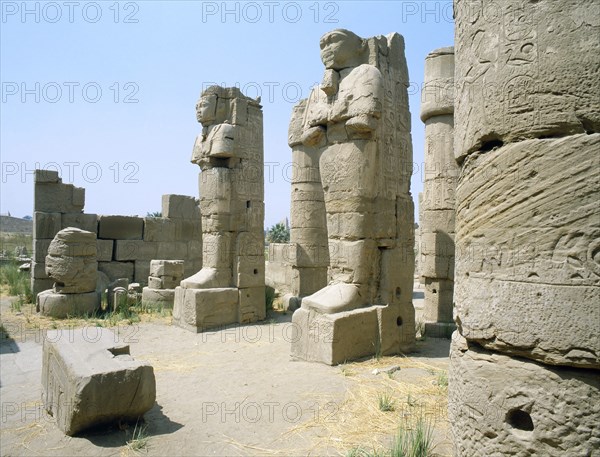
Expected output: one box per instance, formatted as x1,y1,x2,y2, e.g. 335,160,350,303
419,47,457,337
290,29,415,364
173,86,265,331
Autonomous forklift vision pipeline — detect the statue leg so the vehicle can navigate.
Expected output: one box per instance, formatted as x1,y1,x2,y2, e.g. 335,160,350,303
181,167,233,289
302,139,381,313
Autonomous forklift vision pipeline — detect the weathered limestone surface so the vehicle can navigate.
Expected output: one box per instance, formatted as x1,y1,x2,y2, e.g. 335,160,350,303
173,86,266,331
288,99,329,297
449,334,600,456
450,2,600,454
142,260,184,309
419,47,457,331
455,133,600,367
38,228,100,318
42,328,156,436
289,29,415,364
454,0,600,160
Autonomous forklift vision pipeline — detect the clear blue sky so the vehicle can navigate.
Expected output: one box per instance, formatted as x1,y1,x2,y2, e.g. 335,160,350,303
1,0,454,227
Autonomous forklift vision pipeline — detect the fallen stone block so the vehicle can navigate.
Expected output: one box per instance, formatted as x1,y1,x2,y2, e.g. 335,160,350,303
42,328,156,436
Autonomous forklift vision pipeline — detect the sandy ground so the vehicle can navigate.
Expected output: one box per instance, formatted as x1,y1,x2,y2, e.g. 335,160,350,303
0,283,453,457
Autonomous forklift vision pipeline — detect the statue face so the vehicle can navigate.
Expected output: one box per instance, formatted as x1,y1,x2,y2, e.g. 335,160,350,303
320,30,363,70
196,93,217,125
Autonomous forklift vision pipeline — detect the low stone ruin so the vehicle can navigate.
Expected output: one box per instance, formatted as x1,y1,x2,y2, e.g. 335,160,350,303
31,168,202,299
173,86,266,332
289,29,416,365
142,259,184,309
42,328,156,436
37,227,100,318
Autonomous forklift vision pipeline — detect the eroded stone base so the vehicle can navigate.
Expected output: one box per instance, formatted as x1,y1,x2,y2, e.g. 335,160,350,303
449,333,600,456
172,287,238,332
290,304,414,365
37,290,99,318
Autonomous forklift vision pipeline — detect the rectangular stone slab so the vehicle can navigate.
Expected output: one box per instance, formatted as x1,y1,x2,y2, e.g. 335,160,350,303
42,328,156,436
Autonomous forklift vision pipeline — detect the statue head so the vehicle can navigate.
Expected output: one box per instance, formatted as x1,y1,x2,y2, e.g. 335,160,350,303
319,29,366,70
196,87,219,126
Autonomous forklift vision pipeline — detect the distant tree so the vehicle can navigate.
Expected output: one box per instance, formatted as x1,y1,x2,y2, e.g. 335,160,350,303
22,215,32,220
266,222,290,243
146,211,162,218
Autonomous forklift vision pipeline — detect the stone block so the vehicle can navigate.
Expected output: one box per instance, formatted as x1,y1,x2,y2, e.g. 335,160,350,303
234,255,264,288
31,261,49,279
42,328,155,436
162,194,199,219
290,306,380,365
238,286,266,323
188,240,202,260
134,260,151,285
141,287,175,309
449,334,600,456
173,219,202,242
62,213,98,233
328,239,377,284
32,278,54,300
35,169,60,183
291,267,328,297
149,260,185,278
35,182,85,213
420,209,455,235
96,239,114,262
156,241,188,260
98,216,143,240
202,233,232,268
455,134,600,368
291,200,328,230
34,212,61,239
114,240,158,261
423,278,454,323
98,262,134,282
37,290,99,318
172,287,238,332
143,217,175,242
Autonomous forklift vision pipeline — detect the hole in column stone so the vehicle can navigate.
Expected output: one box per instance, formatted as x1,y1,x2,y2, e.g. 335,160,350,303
396,316,403,326
480,137,504,152
432,289,437,294
246,201,251,208
506,409,534,431
253,269,258,275
395,287,401,298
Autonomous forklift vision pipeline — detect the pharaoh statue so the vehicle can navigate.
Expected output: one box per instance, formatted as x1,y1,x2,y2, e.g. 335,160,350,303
290,29,415,364
173,86,266,331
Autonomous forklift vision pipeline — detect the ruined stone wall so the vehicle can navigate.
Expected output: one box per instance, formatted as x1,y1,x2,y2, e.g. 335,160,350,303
31,169,201,298
419,47,458,335
449,0,600,454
